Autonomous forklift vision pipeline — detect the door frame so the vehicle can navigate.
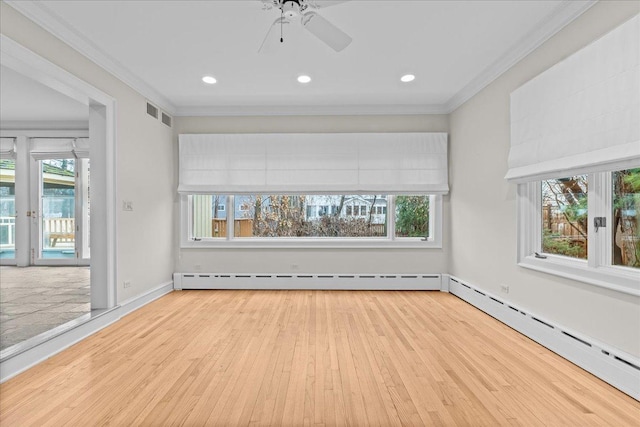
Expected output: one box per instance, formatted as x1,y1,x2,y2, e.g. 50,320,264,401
1,35,117,310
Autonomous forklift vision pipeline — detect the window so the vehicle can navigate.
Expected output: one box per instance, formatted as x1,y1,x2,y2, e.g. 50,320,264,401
517,169,640,295
395,195,430,238
178,132,447,248
541,175,588,260
613,168,640,268
191,194,227,238
182,194,442,247
507,17,638,295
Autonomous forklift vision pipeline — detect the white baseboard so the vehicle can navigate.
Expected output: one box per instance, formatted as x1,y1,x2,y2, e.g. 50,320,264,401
0,281,173,383
174,272,441,290
449,276,640,400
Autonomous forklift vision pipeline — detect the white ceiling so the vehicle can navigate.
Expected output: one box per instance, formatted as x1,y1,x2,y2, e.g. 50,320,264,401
3,0,595,117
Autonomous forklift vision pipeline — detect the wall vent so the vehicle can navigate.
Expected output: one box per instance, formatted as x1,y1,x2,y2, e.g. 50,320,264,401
161,112,172,127
146,102,158,118
174,273,442,291
449,275,640,400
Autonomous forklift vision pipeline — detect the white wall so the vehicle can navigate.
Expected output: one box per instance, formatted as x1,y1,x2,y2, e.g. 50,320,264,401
174,115,450,274
449,1,640,357
1,2,175,303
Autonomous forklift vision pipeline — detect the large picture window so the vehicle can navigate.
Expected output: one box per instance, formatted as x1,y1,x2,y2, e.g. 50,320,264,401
183,194,441,247
178,132,447,248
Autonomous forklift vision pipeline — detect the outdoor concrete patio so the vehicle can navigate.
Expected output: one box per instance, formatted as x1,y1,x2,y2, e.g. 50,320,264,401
0,266,90,352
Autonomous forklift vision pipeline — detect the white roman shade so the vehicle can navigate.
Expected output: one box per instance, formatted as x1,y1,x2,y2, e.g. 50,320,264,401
30,138,90,159
178,132,448,195
0,138,16,159
506,15,640,183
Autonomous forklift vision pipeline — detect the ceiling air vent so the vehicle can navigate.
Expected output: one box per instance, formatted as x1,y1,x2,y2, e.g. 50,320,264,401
146,102,159,119
161,112,172,127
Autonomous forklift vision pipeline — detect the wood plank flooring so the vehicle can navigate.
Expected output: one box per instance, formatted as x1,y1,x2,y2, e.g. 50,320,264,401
1,290,638,426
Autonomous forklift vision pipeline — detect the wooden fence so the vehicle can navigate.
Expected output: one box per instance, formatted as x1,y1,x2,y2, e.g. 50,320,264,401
212,219,253,237
542,205,585,239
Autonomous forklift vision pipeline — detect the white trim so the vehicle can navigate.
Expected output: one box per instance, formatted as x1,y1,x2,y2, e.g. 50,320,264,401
518,256,640,296
3,1,177,115
181,238,441,250
174,273,440,291
0,121,89,131
4,1,594,117
440,273,450,292
444,0,597,113
0,282,173,383
174,104,447,117
1,130,89,138
449,276,640,400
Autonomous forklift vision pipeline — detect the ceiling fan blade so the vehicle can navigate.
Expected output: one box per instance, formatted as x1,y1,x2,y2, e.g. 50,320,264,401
302,12,352,52
258,17,290,53
308,0,350,8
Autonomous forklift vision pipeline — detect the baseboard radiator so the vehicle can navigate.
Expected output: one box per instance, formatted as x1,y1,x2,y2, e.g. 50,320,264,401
174,273,443,291
448,276,640,401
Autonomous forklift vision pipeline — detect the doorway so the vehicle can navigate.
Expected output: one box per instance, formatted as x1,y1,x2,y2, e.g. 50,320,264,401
0,34,116,360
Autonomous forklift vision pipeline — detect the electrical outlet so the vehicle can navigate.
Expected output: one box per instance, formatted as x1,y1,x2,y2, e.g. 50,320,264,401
500,285,509,294
194,264,202,271
123,280,131,288
291,264,299,270
122,201,133,211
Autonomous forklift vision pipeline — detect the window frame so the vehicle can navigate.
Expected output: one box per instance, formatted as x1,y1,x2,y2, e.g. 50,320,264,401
181,194,443,249
517,173,640,296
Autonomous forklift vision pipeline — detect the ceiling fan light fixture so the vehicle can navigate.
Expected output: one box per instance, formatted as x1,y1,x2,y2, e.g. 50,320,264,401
202,75,217,84
297,75,312,83
401,74,416,83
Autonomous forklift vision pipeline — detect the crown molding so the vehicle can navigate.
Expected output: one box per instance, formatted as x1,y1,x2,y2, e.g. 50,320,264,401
4,0,178,115
174,104,449,117
443,0,597,114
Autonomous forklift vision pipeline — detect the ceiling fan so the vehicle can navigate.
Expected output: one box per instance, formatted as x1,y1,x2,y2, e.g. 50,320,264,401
259,0,352,52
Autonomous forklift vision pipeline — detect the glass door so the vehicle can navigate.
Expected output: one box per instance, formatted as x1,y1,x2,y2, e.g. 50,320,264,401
31,157,90,265
0,157,16,263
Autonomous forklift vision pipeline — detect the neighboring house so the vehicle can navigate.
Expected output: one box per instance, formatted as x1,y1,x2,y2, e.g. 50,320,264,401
301,195,387,224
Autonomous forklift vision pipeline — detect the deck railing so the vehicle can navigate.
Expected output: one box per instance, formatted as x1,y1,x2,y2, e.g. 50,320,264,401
0,217,76,248
0,217,15,247
43,218,75,247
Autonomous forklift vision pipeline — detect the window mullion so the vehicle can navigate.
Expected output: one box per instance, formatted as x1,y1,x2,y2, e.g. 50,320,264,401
388,195,396,240
519,182,541,258
227,195,234,241
588,172,609,268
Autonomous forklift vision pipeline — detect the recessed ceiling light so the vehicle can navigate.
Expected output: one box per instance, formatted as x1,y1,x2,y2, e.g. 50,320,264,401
202,75,217,84
400,74,415,83
297,75,312,84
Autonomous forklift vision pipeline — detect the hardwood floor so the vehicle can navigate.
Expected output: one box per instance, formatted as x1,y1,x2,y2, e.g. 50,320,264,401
1,290,638,426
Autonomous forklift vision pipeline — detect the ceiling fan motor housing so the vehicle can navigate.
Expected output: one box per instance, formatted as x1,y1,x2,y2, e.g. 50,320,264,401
282,1,302,19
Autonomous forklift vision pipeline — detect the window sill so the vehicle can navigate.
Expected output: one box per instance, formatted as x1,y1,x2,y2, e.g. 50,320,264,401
180,238,442,250
519,254,640,296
